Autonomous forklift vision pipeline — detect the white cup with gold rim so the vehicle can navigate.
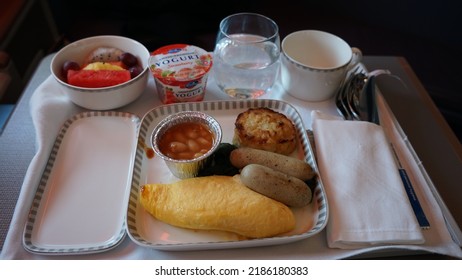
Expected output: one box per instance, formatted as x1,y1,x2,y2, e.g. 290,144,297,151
281,30,362,102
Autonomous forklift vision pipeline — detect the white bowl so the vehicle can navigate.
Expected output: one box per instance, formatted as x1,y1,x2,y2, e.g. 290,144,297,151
51,35,150,110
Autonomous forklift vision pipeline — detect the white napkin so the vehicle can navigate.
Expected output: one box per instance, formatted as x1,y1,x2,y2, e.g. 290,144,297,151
311,111,425,249
29,76,82,149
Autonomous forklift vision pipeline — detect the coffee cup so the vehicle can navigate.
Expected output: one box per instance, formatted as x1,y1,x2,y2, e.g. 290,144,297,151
281,30,362,102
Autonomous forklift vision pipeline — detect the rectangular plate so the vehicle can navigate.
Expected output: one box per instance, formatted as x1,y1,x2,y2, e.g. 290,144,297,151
126,99,328,251
23,111,140,255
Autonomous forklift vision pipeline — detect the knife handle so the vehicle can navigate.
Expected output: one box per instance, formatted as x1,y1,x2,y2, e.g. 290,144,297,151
398,168,430,229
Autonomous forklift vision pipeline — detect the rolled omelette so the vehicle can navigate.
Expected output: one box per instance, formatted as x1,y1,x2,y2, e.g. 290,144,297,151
139,175,295,238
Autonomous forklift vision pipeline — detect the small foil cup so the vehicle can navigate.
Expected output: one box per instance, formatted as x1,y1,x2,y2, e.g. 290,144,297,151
151,111,222,179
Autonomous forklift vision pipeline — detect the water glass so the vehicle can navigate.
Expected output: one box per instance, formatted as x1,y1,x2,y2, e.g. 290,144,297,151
212,13,280,99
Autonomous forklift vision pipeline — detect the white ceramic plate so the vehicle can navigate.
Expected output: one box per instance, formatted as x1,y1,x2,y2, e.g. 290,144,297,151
126,99,329,251
23,111,140,255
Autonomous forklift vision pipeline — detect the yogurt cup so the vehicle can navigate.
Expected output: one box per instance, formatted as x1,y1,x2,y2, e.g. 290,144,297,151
149,44,213,104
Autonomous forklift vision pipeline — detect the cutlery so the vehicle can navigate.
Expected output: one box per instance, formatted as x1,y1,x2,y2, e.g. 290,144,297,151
336,70,430,229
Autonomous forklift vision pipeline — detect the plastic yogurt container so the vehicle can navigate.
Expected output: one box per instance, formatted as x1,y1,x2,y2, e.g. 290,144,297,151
149,44,213,104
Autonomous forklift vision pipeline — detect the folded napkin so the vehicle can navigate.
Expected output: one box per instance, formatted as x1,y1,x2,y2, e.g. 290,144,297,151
29,76,81,150
311,111,425,249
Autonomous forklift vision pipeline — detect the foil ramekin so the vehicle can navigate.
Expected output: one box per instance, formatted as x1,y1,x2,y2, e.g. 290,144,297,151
151,111,222,179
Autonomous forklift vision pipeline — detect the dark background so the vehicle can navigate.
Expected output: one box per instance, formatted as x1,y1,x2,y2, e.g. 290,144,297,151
2,0,461,141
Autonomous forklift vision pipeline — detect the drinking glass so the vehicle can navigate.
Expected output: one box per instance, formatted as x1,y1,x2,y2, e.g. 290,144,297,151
212,13,280,99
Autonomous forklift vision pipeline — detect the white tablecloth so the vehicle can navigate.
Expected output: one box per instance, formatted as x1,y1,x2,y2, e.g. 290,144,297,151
1,71,461,259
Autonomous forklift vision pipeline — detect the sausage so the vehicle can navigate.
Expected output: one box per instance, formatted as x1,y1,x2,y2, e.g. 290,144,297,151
230,147,315,180
240,164,312,207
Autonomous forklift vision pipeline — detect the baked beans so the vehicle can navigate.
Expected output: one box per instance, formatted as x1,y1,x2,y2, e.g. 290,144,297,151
158,122,214,160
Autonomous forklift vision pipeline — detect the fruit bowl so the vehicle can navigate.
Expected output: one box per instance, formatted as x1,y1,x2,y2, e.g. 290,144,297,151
51,35,150,110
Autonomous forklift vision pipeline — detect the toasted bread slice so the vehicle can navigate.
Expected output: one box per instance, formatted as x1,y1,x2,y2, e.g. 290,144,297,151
233,108,297,155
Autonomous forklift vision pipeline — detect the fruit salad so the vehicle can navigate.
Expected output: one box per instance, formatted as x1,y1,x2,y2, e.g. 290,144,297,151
61,47,143,88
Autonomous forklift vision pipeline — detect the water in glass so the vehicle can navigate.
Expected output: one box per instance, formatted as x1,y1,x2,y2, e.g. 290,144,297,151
213,34,280,98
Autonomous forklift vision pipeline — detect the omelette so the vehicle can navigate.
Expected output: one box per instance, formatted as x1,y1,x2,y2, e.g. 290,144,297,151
139,175,295,238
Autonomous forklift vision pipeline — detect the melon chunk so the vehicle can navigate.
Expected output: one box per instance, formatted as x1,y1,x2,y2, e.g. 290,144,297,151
83,62,126,71
67,69,131,88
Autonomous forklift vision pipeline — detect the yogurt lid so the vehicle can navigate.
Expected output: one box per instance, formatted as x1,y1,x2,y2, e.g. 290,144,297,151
149,44,212,82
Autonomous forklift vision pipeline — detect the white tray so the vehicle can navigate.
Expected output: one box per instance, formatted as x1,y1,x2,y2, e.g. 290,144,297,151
23,111,140,255
126,99,329,251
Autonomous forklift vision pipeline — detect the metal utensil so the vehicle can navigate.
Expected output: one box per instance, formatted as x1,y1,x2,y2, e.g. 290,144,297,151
336,70,430,229
335,65,362,120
